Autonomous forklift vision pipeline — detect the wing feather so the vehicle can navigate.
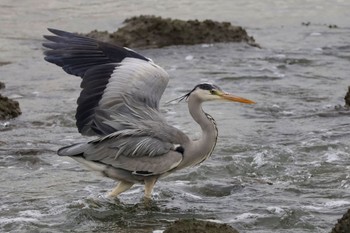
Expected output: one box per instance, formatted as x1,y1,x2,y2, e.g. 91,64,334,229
80,131,184,175
44,29,190,174
43,28,170,136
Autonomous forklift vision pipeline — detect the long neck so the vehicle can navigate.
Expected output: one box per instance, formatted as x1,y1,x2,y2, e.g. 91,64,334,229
182,95,218,167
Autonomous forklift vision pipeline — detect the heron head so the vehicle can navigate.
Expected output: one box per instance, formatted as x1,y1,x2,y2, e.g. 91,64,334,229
180,83,256,104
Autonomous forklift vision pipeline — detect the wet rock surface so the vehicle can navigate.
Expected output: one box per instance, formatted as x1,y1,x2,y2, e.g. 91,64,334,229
84,15,259,48
0,94,21,120
163,219,239,233
0,82,21,120
345,86,350,107
331,209,350,233
0,61,11,67
334,86,350,111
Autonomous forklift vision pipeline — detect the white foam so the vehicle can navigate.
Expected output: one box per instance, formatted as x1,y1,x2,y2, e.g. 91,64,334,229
204,219,224,224
173,180,191,185
324,149,348,162
185,55,194,60
281,111,294,116
303,205,323,211
201,44,213,48
229,212,263,222
0,217,39,224
19,210,44,218
303,200,350,211
8,94,23,99
326,153,340,162
252,151,266,167
153,230,164,233
310,32,321,36
324,200,350,208
340,179,349,188
0,204,9,211
266,206,285,215
0,121,10,127
271,104,281,109
181,192,202,200
275,54,286,59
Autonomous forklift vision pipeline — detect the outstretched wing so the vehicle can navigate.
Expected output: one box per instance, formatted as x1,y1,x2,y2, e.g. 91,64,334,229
43,28,169,136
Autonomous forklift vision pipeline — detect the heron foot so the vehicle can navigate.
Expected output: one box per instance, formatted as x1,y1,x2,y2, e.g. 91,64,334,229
142,196,160,210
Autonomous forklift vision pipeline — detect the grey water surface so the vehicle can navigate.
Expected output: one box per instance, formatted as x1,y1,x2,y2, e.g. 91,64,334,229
0,0,350,232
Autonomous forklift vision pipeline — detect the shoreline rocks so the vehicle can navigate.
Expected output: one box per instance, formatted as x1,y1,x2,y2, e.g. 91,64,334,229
331,209,350,233
84,15,260,49
0,82,21,120
163,219,239,233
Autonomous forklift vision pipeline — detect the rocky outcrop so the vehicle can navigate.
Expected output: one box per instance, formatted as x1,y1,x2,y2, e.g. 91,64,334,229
163,219,239,233
0,82,21,120
84,15,259,48
0,94,21,120
331,209,350,233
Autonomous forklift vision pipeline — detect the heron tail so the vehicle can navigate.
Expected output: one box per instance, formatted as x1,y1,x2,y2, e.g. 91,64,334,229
57,143,88,156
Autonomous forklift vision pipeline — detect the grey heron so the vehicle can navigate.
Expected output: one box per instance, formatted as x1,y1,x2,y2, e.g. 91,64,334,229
43,28,255,200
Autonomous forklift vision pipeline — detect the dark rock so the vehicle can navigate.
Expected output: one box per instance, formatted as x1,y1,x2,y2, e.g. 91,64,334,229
84,15,260,48
0,61,11,67
0,94,21,120
328,24,338,29
163,218,239,233
345,86,350,107
335,86,350,111
331,209,350,233
0,82,4,89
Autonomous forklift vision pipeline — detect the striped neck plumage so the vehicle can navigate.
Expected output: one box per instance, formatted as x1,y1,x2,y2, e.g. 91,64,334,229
187,95,219,163
202,112,218,161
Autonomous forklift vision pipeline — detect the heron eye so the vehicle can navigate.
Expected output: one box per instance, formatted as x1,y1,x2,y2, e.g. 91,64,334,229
210,90,216,95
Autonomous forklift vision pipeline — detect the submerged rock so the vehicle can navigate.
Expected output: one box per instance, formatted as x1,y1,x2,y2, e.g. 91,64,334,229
331,209,350,233
0,61,11,67
335,86,350,111
84,15,259,48
345,86,350,107
163,219,239,233
0,94,21,120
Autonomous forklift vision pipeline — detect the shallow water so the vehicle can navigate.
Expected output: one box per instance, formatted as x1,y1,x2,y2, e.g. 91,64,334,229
1,0,350,232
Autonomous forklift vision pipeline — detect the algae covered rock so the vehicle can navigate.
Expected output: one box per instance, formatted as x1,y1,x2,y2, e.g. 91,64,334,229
0,89,21,120
0,68,21,119
163,218,239,233
84,15,259,48
331,209,350,233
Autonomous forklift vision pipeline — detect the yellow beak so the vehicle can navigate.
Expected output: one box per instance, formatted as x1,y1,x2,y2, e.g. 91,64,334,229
219,92,256,104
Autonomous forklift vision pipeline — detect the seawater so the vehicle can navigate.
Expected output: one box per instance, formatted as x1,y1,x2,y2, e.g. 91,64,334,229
0,0,349,232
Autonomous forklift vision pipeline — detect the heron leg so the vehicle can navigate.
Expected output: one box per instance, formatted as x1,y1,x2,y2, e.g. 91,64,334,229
107,181,134,198
144,177,157,199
